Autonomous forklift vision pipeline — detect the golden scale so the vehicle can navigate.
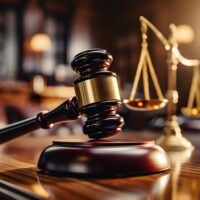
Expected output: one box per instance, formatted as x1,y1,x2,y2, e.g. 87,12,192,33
124,16,200,150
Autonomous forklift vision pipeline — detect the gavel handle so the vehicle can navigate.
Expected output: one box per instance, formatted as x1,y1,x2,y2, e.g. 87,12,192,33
0,97,79,144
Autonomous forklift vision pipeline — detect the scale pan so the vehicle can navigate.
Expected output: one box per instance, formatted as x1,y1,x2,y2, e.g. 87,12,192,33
181,107,200,118
123,98,168,111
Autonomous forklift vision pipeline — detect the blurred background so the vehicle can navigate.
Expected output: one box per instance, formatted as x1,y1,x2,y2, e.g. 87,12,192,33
0,0,200,136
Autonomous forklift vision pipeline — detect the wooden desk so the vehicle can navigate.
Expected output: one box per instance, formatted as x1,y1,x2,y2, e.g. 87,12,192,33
0,131,200,200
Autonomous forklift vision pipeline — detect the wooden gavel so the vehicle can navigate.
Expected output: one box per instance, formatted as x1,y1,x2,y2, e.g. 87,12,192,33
0,49,124,144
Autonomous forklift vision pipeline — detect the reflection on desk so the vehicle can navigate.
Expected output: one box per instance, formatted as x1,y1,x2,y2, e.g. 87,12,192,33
0,131,200,200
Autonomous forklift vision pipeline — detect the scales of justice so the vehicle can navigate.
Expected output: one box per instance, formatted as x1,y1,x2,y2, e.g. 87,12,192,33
0,16,199,178
124,16,199,151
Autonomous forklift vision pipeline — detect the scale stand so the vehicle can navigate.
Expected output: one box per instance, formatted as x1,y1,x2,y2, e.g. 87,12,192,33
156,24,198,150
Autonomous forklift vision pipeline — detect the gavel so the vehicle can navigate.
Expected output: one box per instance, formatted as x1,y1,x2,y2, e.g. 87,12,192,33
0,49,124,144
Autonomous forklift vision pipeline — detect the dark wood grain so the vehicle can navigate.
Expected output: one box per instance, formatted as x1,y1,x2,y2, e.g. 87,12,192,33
0,131,200,200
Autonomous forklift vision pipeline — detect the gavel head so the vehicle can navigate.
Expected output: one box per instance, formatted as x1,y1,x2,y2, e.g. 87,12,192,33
71,49,124,139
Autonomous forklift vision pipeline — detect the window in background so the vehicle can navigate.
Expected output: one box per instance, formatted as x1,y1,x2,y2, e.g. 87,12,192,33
21,0,70,84
0,9,18,80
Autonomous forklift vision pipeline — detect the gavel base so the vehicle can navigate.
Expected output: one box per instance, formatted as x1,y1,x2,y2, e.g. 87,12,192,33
37,139,170,178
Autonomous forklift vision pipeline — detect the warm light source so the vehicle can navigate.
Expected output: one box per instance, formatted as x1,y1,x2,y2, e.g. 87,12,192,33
175,25,194,44
32,75,46,94
30,33,51,52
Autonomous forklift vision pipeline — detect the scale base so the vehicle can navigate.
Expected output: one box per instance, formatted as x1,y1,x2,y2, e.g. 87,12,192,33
156,134,194,151
156,116,194,150
37,139,170,178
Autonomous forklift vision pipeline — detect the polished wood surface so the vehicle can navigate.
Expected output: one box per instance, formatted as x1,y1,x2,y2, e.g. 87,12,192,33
0,131,200,199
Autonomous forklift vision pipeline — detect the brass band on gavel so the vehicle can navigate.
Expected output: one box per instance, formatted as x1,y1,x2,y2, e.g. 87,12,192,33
74,76,121,107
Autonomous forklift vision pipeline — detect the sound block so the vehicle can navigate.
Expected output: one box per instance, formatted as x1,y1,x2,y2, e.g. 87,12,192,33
37,139,170,178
